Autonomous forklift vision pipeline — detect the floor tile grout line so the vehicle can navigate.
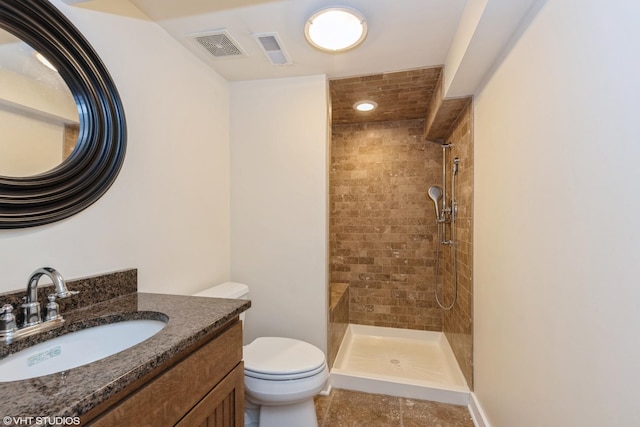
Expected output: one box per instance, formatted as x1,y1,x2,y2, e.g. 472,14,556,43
319,388,335,427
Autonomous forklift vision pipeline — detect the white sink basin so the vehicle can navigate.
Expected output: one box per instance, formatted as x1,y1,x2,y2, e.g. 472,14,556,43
0,319,166,382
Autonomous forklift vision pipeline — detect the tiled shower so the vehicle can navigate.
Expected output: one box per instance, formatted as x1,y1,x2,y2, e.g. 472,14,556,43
330,119,443,331
328,67,474,389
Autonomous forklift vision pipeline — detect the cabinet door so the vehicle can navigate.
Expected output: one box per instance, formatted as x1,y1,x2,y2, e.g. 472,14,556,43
86,322,243,427
176,362,244,427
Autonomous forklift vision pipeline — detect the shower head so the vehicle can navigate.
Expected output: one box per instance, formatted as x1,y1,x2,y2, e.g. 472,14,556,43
428,186,442,202
428,186,442,220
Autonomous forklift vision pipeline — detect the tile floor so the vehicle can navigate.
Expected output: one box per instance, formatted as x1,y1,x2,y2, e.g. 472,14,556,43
314,389,474,427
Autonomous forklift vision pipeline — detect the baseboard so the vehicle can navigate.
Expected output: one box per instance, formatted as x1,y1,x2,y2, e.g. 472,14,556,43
468,392,491,427
319,383,332,396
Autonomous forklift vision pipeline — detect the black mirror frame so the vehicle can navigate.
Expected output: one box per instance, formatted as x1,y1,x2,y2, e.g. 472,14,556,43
0,0,126,229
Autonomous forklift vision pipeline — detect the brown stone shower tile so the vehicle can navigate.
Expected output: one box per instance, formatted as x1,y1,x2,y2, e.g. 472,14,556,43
330,68,441,125
441,102,474,389
331,118,444,331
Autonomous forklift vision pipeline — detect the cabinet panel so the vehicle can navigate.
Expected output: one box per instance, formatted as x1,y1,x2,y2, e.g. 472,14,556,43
176,363,244,427
89,321,242,427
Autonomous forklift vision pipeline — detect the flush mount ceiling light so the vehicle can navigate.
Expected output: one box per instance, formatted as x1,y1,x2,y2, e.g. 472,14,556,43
353,100,378,112
305,7,367,52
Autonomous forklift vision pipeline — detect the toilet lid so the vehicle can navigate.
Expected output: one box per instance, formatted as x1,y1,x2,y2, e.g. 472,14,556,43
243,337,326,380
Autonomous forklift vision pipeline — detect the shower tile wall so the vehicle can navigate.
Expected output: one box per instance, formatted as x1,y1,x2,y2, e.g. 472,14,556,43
441,103,474,388
330,119,444,331
329,282,349,367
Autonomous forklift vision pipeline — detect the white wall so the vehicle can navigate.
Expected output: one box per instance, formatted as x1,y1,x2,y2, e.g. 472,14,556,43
474,1,640,425
230,75,328,350
0,0,231,295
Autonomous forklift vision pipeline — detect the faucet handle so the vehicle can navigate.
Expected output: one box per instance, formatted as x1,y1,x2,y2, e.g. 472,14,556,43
0,304,17,334
20,300,42,327
0,304,14,316
55,290,79,299
45,295,61,321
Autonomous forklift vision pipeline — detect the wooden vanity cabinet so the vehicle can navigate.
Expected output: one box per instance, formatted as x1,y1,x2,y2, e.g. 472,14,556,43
85,320,244,427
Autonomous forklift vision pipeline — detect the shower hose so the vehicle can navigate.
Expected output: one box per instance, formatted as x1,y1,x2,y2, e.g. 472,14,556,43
434,208,458,311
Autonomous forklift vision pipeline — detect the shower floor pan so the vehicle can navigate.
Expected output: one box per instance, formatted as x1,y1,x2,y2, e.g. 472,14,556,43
330,324,469,405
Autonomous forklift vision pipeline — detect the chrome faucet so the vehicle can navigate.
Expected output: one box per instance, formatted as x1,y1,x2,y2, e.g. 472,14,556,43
0,267,79,342
22,267,77,326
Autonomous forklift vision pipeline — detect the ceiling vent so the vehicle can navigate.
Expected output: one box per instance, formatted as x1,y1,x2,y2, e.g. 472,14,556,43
253,32,292,65
188,29,246,59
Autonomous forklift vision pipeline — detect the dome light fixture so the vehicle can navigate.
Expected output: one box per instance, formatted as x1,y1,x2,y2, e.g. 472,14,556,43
305,7,367,52
353,100,378,112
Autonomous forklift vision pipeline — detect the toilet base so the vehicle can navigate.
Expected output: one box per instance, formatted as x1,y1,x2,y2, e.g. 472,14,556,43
257,398,318,427
244,400,259,427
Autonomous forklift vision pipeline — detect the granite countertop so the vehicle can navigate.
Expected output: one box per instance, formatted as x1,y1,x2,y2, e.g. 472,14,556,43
0,291,250,422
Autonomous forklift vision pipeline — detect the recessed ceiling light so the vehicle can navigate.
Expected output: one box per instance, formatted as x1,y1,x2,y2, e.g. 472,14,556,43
305,7,367,52
353,100,378,112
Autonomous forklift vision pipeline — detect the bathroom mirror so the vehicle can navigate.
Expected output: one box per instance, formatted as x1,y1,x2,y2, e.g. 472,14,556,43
0,0,126,228
0,28,80,177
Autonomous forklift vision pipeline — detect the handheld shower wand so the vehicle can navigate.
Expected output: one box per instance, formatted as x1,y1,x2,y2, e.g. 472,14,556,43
428,186,442,221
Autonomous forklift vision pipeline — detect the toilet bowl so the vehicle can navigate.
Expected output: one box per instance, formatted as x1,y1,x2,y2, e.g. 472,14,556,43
193,283,328,427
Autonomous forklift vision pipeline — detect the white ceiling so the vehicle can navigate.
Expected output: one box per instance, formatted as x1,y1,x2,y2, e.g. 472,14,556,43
130,0,467,82
77,0,541,96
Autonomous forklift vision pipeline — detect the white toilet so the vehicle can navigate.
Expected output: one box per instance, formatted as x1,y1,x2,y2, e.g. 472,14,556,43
193,282,328,427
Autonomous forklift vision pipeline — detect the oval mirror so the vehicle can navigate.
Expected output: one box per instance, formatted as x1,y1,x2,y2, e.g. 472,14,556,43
0,28,80,177
0,0,126,228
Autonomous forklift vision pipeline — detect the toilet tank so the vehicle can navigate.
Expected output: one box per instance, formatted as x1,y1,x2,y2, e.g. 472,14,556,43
193,282,249,299
193,282,249,321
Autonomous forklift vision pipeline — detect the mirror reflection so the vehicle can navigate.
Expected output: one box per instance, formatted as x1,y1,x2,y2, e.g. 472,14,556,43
0,28,79,177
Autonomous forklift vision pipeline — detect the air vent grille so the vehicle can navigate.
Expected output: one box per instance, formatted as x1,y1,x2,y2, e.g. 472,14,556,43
253,32,292,65
188,30,246,59
258,35,280,51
